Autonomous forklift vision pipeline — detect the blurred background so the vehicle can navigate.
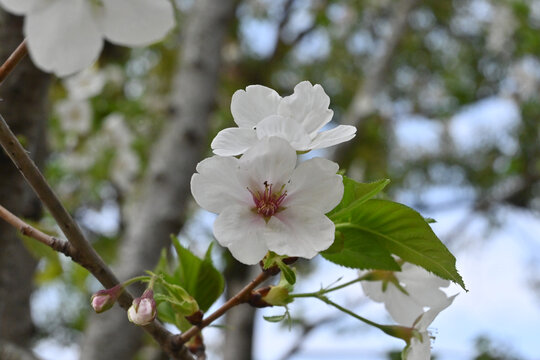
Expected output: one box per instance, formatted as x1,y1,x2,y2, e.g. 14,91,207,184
1,0,540,359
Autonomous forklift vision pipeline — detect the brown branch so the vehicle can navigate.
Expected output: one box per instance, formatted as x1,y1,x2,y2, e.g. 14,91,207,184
0,113,192,359
0,204,75,258
177,270,273,344
0,39,27,85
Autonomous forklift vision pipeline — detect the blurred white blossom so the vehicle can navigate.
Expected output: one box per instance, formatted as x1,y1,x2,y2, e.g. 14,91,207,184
55,99,92,135
103,64,125,88
111,148,140,192
102,113,134,149
0,0,175,76
486,4,516,53
502,56,540,100
63,66,106,100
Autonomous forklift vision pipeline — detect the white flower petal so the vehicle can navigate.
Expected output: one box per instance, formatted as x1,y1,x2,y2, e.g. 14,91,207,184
361,280,387,302
309,125,357,150
285,157,342,213
415,294,457,331
191,156,251,213
397,264,451,308
101,0,175,46
279,81,333,135
265,206,335,258
255,115,312,151
405,332,431,360
211,127,258,156
398,263,450,289
25,0,102,76
231,85,281,128
0,0,34,14
214,205,269,265
239,137,297,189
384,285,425,326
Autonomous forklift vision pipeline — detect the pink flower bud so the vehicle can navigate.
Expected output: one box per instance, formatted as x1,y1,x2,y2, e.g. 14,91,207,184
91,284,123,313
127,289,157,326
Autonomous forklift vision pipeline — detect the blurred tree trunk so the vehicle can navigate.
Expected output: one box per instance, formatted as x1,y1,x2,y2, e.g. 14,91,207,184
0,10,51,352
223,264,259,360
81,0,238,359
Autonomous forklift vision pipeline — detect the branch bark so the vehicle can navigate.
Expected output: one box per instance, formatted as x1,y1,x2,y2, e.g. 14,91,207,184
0,10,50,349
81,0,238,358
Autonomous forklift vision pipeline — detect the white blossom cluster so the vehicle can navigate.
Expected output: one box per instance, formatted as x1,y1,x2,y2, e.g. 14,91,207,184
191,82,356,264
55,65,139,192
0,0,175,76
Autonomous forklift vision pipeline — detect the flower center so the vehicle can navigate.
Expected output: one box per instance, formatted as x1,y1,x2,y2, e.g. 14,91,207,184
248,181,287,218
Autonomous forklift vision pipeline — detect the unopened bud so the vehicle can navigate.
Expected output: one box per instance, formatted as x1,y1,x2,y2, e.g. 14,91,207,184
128,289,157,326
91,284,123,313
249,286,272,308
249,285,292,308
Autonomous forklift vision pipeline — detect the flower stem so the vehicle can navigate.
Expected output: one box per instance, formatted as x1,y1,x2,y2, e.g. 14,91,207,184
291,274,369,298
298,293,402,338
176,270,274,344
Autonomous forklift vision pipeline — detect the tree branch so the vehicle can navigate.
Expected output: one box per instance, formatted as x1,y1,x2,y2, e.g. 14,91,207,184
0,39,27,85
0,113,192,359
0,204,74,257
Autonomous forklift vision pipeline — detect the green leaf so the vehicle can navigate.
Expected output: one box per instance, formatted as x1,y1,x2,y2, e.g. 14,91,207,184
170,237,225,312
277,261,296,285
336,199,466,290
328,177,390,221
321,230,400,271
263,314,288,323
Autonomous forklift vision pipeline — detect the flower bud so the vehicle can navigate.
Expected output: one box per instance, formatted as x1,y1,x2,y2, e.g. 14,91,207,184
91,284,123,313
249,285,292,308
127,289,157,326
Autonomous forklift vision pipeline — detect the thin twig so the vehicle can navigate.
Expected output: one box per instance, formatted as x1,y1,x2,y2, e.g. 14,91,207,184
177,270,273,343
0,113,192,359
0,40,28,85
0,204,75,258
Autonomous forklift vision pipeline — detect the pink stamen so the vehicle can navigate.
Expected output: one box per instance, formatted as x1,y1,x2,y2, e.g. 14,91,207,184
248,181,287,218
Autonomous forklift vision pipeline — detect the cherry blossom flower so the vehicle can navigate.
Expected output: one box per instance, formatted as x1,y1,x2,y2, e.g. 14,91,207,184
403,294,457,360
191,137,344,264
55,99,92,135
361,262,452,326
63,66,106,100
0,0,175,76
211,81,356,156
111,148,140,192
